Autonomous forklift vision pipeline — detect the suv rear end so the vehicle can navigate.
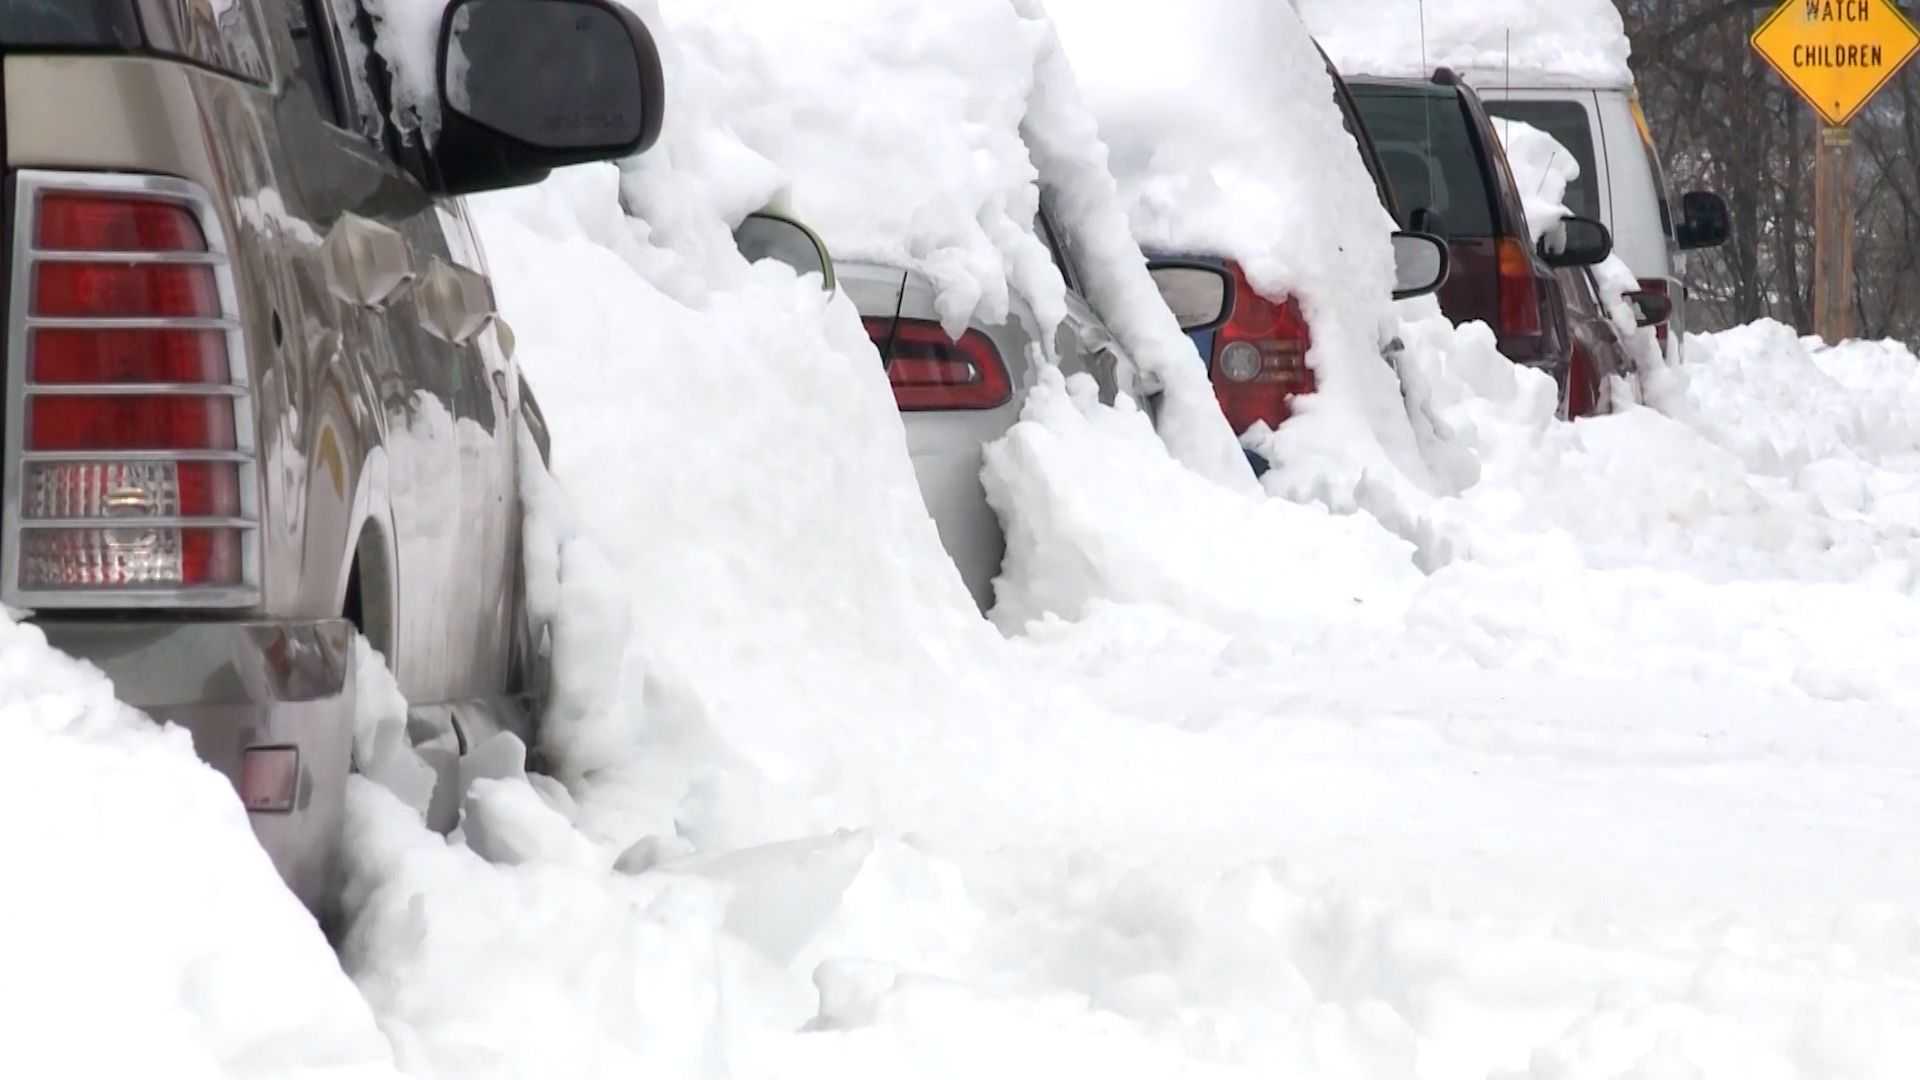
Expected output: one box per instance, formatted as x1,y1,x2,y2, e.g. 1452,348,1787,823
1349,72,1571,377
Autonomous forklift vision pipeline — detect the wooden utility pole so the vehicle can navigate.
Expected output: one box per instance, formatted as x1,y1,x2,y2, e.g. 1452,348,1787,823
1814,121,1855,343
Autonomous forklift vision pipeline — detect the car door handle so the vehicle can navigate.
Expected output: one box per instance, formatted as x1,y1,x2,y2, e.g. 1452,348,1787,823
321,214,417,310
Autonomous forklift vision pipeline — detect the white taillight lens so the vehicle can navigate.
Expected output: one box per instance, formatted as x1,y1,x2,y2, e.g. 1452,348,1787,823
1219,341,1264,383
6,173,259,606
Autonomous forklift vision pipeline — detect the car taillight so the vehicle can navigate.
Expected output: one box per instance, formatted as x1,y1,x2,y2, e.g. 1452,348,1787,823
1497,237,1543,338
862,317,1012,412
1209,262,1313,434
6,173,257,605
1637,277,1672,351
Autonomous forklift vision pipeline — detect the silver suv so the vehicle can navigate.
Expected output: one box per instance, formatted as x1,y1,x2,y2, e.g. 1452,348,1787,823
6,0,663,911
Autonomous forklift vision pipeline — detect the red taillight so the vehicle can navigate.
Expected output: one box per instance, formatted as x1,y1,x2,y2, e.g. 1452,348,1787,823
1637,277,1672,351
1209,262,1314,434
34,262,221,319
32,328,230,384
1497,237,1543,338
863,317,1013,412
37,192,207,252
11,180,254,599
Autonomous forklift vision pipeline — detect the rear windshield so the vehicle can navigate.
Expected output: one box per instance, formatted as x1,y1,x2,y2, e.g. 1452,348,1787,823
1484,100,1602,222
1349,86,1496,238
0,0,137,45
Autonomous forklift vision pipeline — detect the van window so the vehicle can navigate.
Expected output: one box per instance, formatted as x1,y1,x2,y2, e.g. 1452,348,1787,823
1349,87,1496,238
1484,100,1601,222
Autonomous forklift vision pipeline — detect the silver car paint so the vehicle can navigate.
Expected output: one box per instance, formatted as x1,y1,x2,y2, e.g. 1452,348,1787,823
841,258,1133,613
5,1,532,910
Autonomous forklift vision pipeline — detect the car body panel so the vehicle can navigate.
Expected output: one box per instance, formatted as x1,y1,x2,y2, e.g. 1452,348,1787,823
1555,266,1635,419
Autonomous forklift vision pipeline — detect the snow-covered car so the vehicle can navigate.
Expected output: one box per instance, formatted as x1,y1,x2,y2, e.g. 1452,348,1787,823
4,0,663,912
1143,45,1449,471
1350,70,1613,387
849,196,1232,611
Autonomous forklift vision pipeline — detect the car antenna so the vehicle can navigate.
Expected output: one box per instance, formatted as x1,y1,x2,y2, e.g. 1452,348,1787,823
880,270,909,374
1419,0,1434,166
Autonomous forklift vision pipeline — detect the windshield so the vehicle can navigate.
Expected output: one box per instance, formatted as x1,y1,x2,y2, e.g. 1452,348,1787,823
1350,86,1497,237
0,0,137,44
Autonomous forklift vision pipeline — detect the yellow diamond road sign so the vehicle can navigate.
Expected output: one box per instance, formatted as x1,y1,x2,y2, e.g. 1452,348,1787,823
1752,0,1920,126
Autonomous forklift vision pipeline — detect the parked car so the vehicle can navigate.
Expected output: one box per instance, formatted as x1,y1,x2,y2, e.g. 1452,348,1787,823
846,192,1232,612
1556,265,1673,418
5,0,663,912
1143,45,1451,470
1476,81,1730,356
1348,69,1612,391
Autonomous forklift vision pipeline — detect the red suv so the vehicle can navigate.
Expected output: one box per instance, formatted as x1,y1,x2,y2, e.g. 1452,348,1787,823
1348,69,1610,390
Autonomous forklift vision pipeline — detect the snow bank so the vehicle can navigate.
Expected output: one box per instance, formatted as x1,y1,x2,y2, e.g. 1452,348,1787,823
1048,0,1436,505
635,0,1253,489
1494,116,1577,242
0,619,399,1078
1297,0,1635,88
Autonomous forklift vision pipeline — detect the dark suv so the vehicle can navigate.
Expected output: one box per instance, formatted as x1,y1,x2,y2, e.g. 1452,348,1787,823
1348,69,1604,384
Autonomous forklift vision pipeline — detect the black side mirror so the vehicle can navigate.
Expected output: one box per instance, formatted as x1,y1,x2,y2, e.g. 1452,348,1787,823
1676,191,1731,251
1390,231,1450,299
1624,289,1673,328
430,0,666,196
1146,258,1235,332
1409,207,1449,242
734,212,836,291
1539,215,1614,269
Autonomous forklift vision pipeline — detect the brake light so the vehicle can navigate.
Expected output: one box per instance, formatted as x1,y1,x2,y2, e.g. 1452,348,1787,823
7,174,257,603
1209,261,1314,434
862,317,1012,412
1637,277,1672,351
1497,237,1543,338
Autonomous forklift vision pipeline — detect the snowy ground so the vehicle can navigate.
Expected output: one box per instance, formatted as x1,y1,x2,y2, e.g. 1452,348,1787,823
8,1,1920,1078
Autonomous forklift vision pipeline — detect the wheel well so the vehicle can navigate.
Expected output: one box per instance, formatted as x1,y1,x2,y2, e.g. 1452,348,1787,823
342,527,395,663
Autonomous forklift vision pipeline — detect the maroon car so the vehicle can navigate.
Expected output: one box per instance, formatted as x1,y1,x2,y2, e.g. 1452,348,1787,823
1347,69,1611,389
1557,266,1672,418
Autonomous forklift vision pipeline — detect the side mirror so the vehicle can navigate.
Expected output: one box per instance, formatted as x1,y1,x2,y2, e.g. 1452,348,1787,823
1676,191,1730,251
431,0,666,195
1539,215,1613,269
1390,231,1450,299
1624,289,1673,329
733,212,836,291
1409,207,1450,242
1146,259,1235,332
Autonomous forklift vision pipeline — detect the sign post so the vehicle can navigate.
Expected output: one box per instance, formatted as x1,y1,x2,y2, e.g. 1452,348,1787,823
1752,0,1920,342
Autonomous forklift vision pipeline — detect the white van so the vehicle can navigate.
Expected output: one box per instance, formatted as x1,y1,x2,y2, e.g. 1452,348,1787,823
1473,79,1729,358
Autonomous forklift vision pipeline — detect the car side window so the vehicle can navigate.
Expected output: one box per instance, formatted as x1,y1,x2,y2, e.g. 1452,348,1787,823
1035,199,1079,294
283,0,347,127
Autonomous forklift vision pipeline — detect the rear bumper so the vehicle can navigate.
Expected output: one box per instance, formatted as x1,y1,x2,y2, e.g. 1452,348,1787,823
36,617,356,913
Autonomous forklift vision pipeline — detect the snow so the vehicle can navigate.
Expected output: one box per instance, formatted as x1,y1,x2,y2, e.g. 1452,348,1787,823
15,1,1920,1078
0,620,400,1078
1297,0,1636,90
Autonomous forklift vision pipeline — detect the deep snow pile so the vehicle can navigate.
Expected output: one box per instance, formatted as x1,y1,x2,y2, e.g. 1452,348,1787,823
0,621,400,1079
1296,0,1635,88
628,0,1254,490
